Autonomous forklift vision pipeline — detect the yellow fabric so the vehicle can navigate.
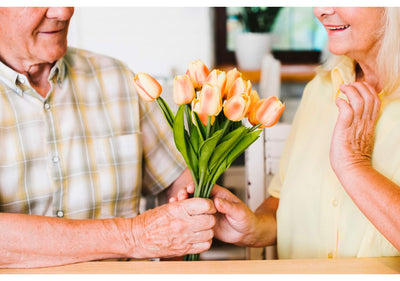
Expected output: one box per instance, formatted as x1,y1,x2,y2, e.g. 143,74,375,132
268,56,400,258
0,47,185,219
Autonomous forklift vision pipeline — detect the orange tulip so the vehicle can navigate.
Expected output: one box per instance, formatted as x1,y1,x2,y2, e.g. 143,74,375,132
224,68,242,97
246,90,260,117
186,59,210,89
173,74,195,105
248,96,285,128
226,77,252,100
192,98,215,126
192,83,222,126
133,72,162,102
223,93,251,121
205,69,227,95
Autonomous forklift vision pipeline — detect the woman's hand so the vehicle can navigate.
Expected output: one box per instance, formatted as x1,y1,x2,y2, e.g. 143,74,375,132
330,82,381,179
209,185,260,247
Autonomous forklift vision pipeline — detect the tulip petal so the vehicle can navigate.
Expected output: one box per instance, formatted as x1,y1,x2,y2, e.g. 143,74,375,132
205,69,227,95
224,68,242,98
227,77,252,100
186,59,210,89
173,75,195,105
133,72,162,102
224,94,249,121
199,84,222,116
249,97,285,128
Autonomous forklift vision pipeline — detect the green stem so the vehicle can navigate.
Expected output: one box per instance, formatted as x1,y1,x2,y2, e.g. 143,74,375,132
220,119,232,138
184,104,192,132
156,97,174,128
248,123,262,133
206,116,212,139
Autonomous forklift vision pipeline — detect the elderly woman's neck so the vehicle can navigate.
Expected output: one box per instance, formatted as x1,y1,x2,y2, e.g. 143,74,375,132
356,61,384,93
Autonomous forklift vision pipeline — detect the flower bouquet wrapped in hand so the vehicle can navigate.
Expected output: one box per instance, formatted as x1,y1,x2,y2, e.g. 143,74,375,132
133,60,284,261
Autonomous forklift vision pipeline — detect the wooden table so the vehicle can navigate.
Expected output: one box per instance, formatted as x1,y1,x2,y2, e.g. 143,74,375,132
1,257,400,274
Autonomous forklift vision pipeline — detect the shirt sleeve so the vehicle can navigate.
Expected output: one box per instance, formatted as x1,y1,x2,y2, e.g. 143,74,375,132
139,98,186,195
267,77,318,198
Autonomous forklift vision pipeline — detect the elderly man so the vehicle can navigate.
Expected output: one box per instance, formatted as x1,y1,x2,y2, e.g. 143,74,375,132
0,7,215,268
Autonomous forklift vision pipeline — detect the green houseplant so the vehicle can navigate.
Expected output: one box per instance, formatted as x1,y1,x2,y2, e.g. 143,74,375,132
236,7,282,33
234,7,282,70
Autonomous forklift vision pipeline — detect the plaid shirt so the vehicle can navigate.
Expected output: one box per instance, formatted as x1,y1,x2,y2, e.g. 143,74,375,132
0,47,185,219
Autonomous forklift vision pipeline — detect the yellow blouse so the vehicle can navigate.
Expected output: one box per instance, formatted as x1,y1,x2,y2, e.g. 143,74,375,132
268,56,400,258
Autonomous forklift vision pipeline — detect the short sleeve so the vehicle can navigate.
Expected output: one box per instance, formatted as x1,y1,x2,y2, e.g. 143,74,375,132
267,78,319,198
139,98,186,195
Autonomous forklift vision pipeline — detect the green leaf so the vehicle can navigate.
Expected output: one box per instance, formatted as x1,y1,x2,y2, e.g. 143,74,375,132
208,126,247,171
173,105,193,170
198,129,223,174
209,129,262,184
156,97,175,129
226,129,262,164
192,111,206,141
189,125,200,154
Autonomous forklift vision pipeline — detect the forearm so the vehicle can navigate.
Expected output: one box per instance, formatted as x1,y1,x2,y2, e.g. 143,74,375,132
250,196,279,247
337,165,400,250
0,213,133,268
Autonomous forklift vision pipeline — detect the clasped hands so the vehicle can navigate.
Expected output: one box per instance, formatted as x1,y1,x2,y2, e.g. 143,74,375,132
127,183,258,259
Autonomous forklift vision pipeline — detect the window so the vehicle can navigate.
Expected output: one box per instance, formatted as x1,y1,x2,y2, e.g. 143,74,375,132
215,7,328,65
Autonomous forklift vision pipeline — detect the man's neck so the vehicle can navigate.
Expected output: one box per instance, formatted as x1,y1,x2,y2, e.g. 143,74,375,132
25,63,54,98
0,53,54,98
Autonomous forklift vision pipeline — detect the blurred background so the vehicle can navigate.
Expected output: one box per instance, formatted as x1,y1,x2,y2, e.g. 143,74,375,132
68,7,327,76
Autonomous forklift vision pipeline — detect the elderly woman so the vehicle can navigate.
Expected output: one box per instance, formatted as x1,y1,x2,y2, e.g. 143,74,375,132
210,7,400,258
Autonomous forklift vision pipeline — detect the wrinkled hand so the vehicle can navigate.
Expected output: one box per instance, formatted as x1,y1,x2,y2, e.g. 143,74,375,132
210,185,258,247
330,82,381,177
131,198,216,259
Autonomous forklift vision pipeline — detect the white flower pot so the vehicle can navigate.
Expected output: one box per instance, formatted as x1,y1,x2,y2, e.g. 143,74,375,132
235,33,272,71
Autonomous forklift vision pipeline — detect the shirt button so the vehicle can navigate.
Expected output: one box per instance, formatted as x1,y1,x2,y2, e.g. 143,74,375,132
332,199,339,207
44,102,51,110
56,210,64,218
18,76,26,84
52,156,60,164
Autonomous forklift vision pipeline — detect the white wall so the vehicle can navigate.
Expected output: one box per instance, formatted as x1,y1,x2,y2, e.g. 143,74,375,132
68,7,214,78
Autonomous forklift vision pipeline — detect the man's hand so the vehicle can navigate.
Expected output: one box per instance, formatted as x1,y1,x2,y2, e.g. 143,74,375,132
130,198,216,258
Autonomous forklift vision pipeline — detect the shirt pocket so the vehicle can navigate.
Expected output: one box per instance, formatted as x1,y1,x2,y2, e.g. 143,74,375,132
91,133,143,218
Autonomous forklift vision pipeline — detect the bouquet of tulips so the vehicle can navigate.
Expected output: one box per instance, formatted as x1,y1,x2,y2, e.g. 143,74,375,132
133,60,284,261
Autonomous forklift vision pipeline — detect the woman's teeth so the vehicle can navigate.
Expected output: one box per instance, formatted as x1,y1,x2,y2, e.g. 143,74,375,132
327,25,350,31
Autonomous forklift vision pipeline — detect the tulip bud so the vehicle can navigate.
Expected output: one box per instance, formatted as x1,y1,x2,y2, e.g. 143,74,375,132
192,83,222,126
205,69,227,95
192,98,215,126
173,74,195,105
224,68,242,97
223,93,250,121
246,90,260,117
248,96,285,128
186,59,210,89
227,77,252,100
133,72,162,102
199,83,222,116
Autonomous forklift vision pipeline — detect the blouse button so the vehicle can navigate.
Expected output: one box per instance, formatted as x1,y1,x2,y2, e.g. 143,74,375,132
44,102,51,110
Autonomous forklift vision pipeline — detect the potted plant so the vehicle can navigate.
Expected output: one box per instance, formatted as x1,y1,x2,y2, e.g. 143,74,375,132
234,7,282,70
